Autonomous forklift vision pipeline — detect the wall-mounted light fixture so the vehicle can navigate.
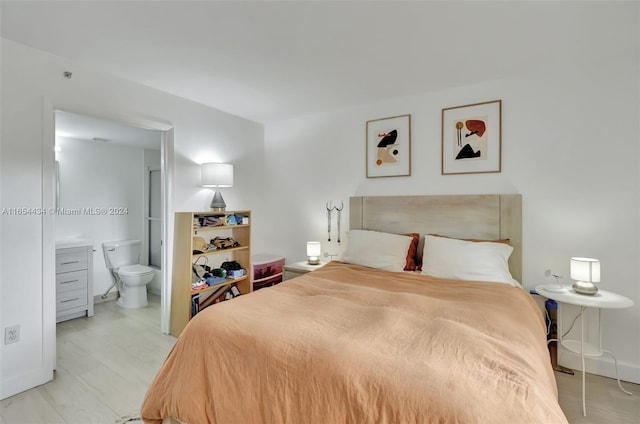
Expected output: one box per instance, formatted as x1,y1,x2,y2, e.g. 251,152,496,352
201,163,233,211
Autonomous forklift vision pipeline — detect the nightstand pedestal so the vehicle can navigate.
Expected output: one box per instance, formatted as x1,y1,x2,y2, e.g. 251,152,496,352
535,285,634,417
283,261,328,281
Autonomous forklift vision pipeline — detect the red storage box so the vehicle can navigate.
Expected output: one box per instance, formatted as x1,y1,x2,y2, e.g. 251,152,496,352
252,254,285,291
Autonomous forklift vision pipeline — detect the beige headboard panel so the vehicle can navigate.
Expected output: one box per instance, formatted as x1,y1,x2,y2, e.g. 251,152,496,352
349,194,522,282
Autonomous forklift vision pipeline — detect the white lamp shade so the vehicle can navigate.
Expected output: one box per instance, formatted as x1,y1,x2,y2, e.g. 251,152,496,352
201,163,233,187
307,241,321,257
570,257,600,283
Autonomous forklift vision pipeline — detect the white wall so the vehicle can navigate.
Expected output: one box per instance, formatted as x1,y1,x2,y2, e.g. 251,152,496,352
0,38,265,399
263,59,640,383
55,136,149,296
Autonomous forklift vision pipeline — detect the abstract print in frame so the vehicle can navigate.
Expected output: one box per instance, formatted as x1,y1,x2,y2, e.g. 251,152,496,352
441,100,501,175
366,114,411,178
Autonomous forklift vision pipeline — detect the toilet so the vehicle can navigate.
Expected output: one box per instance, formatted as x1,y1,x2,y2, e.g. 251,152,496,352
102,239,153,308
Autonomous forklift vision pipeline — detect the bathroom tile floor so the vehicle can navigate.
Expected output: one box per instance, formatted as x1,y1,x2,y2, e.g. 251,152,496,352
1,293,638,423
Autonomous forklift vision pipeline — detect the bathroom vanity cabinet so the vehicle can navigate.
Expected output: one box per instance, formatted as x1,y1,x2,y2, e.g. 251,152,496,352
55,244,94,323
170,210,251,337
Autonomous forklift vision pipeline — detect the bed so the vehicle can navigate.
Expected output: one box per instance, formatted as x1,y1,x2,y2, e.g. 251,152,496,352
141,194,568,423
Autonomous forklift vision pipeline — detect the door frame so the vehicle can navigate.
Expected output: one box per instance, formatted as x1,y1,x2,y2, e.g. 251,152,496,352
42,98,175,371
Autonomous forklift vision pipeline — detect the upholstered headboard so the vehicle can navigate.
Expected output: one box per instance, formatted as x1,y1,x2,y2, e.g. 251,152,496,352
349,194,522,282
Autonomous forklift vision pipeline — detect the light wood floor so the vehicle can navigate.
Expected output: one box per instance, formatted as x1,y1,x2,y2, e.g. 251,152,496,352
0,294,176,424
1,293,638,423
554,370,639,423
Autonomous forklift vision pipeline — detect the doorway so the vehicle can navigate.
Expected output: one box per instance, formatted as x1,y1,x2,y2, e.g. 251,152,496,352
55,109,164,303
47,107,174,335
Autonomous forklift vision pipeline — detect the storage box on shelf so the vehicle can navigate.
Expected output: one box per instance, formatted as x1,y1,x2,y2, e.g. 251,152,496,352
252,254,285,291
170,210,251,337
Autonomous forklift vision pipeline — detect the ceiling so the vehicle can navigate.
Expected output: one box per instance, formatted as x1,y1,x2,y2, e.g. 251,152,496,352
55,110,161,150
1,1,637,124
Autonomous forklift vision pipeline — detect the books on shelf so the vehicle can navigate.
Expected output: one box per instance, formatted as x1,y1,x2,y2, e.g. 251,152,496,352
191,293,200,316
191,283,242,316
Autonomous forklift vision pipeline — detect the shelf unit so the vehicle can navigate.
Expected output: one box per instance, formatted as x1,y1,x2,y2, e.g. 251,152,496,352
170,210,251,337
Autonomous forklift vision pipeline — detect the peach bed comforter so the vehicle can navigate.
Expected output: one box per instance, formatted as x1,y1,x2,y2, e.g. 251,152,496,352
142,261,567,424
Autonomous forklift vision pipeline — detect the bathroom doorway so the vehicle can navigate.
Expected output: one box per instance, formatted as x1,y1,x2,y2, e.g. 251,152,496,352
53,109,169,328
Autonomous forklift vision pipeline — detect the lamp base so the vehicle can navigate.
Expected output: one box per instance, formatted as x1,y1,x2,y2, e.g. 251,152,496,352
572,281,598,295
209,189,226,212
307,257,320,265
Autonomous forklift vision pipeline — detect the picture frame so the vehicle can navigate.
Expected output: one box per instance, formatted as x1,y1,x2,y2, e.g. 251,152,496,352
366,114,411,178
441,100,502,175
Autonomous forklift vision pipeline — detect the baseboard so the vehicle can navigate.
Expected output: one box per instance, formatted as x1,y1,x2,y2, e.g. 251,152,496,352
559,351,640,384
0,365,53,400
93,291,117,304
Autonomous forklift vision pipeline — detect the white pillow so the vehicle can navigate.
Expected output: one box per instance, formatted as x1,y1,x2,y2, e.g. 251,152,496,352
421,235,519,286
340,230,413,273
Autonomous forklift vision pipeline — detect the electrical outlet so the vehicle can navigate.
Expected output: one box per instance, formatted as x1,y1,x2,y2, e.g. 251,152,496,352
4,325,20,345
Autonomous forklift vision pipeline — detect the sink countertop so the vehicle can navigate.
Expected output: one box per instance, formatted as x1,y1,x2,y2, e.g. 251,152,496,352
55,238,94,249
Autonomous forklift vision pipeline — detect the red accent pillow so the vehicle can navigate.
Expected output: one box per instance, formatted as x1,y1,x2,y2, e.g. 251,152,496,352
404,233,420,271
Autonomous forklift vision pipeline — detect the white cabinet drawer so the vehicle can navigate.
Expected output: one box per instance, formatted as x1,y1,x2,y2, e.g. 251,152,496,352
57,288,87,312
56,270,87,293
55,245,94,322
56,248,88,273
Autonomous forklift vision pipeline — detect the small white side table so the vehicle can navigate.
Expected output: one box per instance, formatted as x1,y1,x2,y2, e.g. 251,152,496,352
283,261,328,281
535,285,634,416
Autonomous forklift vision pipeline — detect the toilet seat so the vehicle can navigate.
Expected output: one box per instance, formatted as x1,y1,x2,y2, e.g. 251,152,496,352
118,264,153,277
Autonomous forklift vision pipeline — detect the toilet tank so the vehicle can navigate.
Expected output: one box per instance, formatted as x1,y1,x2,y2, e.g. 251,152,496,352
102,239,142,269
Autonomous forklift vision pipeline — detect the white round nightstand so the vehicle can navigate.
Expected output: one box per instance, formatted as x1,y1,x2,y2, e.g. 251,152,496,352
536,285,633,309
535,285,634,417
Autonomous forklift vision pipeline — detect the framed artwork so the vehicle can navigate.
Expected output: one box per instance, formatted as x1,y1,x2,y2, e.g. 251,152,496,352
366,114,411,178
441,100,502,175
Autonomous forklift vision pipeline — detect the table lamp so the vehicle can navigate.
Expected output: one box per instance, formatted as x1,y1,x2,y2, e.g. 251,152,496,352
307,241,321,265
571,257,600,295
201,163,233,211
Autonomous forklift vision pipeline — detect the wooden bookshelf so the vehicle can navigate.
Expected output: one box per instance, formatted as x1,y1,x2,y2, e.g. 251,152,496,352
170,210,251,337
